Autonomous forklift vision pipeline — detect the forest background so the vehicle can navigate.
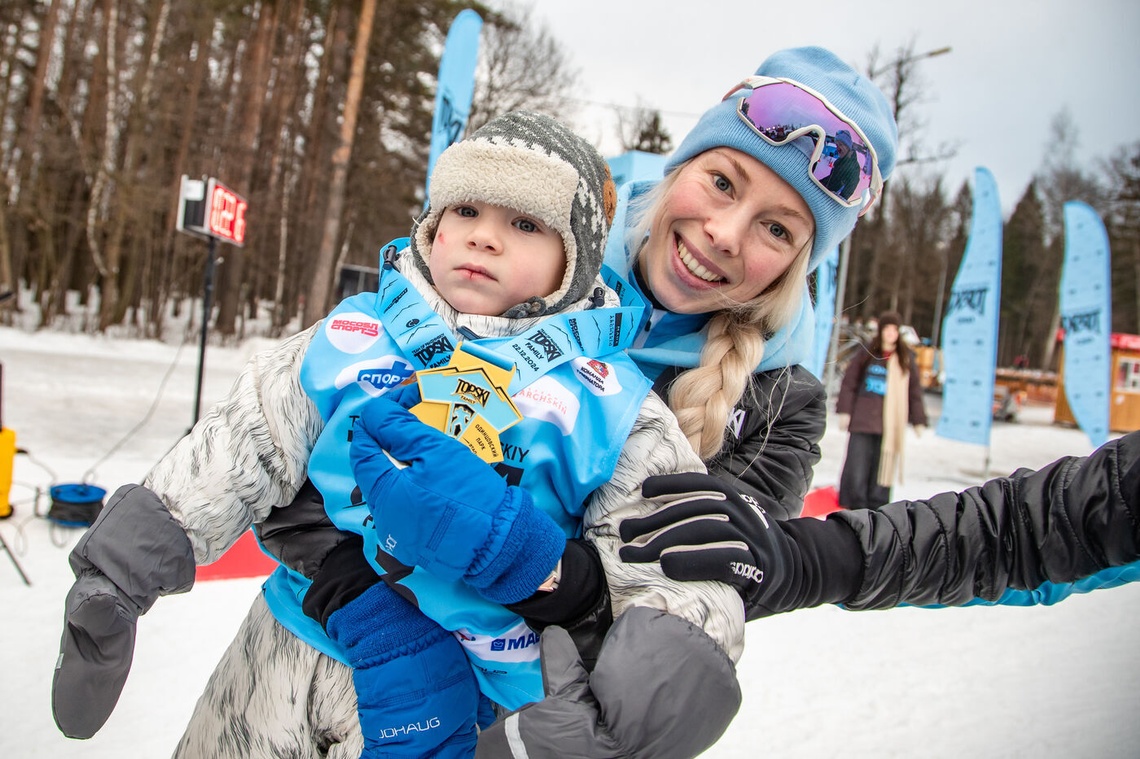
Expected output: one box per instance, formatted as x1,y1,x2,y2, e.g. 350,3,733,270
1,0,1138,371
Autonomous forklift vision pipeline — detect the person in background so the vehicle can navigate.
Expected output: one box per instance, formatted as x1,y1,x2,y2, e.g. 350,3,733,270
821,128,862,200
835,310,927,509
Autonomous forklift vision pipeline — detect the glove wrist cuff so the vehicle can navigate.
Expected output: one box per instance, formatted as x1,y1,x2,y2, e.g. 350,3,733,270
70,484,196,613
467,487,566,604
326,582,450,666
780,516,864,608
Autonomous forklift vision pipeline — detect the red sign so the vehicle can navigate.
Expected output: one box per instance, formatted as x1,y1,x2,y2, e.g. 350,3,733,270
207,179,248,246
1111,333,1140,352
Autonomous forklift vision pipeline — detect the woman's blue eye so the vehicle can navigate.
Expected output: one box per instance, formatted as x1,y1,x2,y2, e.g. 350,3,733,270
769,223,788,240
713,174,732,192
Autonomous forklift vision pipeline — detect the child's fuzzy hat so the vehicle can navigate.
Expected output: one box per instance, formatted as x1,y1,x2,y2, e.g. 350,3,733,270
411,110,617,318
665,46,898,272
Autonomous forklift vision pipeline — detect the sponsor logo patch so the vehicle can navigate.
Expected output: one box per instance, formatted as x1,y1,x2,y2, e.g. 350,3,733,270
326,312,384,353
377,717,442,739
454,619,541,664
731,561,764,584
571,356,622,396
512,375,580,435
334,357,415,397
413,334,455,368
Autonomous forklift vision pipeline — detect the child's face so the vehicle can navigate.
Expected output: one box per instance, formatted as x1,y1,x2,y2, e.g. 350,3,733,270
637,147,813,315
429,201,566,316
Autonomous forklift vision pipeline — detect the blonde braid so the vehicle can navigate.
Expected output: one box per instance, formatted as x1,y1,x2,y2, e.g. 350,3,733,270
669,315,767,459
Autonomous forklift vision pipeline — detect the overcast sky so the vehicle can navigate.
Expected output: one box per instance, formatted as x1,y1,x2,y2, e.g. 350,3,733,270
512,0,1140,214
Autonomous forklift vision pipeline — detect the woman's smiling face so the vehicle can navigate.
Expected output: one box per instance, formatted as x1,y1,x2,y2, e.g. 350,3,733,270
637,147,814,315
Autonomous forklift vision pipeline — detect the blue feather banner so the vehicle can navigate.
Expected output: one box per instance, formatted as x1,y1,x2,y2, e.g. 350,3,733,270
936,167,1002,446
425,10,482,200
1060,201,1111,448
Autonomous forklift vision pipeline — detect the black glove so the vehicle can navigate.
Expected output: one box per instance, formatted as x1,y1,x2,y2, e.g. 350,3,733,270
619,472,799,617
620,473,865,619
475,606,740,759
505,539,612,671
52,485,196,738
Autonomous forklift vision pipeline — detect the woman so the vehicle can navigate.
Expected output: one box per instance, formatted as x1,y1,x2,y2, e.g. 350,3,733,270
430,44,1140,754
359,45,902,755
835,310,927,509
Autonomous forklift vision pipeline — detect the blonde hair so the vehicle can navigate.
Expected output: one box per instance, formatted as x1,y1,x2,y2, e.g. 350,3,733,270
627,165,813,460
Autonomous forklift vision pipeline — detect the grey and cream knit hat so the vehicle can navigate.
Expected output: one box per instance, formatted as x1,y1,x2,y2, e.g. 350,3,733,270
411,110,617,318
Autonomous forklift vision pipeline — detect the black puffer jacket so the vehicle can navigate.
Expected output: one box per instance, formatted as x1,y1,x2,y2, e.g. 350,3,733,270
653,363,827,520
778,431,1140,612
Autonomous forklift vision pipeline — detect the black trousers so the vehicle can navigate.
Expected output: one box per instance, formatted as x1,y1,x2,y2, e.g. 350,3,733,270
838,432,891,509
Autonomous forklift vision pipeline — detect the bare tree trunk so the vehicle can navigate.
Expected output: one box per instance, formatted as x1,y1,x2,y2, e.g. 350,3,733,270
295,3,340,282
8,0,64,313
102,0,171,329
90,0,121,329
249,0,308,325
303,0,377,328
163,32,210,294
0,198,14,305
1041,308,1062,371
215,1,277,337
14,0,62,200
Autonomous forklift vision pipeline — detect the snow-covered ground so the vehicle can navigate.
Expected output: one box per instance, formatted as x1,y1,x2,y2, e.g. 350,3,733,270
1,324,1138,758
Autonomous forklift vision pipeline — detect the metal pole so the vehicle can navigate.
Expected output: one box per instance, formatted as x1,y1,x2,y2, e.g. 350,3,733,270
193,236,218,426
931,249,948,349
0,530,31,585
825,234,852,398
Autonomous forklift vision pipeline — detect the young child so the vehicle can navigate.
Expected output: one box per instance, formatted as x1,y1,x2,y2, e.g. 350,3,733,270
281,109,649,756
54,110,742,759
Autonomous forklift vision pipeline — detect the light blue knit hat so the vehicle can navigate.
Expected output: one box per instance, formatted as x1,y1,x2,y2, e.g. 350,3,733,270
665,46,898,272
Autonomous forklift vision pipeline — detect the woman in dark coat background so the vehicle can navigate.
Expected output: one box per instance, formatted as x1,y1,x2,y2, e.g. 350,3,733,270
836,311,927,509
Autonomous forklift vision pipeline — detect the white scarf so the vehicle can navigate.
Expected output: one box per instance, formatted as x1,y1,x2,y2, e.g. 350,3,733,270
877,352,909,487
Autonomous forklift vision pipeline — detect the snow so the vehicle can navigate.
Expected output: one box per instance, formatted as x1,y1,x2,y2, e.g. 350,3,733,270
1,324,1138,758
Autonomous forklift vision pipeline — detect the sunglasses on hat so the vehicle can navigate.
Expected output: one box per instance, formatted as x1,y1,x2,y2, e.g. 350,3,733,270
723,76,884,216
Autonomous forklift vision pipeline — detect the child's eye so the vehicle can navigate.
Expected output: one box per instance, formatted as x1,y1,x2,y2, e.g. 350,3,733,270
454,205,477,218
514,218,540,233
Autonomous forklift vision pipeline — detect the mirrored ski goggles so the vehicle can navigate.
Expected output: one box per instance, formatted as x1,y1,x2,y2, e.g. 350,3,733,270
724,75,884,215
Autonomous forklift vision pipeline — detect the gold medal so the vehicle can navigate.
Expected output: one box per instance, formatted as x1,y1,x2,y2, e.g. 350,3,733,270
409,343,521,463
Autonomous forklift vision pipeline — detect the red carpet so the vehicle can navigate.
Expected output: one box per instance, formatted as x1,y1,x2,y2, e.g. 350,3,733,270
803,486,841,519
195,530,277,581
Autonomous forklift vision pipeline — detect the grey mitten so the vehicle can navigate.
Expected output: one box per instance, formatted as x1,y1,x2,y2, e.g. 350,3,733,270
52,485,196,739
475,605,742,759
